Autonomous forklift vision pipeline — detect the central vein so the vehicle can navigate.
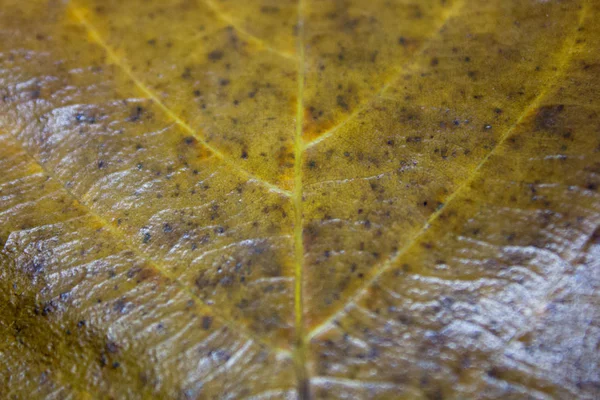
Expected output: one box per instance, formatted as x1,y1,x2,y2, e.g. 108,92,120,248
293,0,309,398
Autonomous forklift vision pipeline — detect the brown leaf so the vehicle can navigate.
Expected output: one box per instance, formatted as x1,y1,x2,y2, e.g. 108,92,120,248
0,0,599,398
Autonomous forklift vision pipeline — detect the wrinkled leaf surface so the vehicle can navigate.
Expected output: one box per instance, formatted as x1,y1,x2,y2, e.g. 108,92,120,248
0,0,599,398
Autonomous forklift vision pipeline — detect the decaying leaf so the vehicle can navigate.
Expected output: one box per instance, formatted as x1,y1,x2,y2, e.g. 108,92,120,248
0,0,599,398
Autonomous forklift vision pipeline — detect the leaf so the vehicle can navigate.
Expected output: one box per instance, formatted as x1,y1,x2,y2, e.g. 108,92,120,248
0,0,598,398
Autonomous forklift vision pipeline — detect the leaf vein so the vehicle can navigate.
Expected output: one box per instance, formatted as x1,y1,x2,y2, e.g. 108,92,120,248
202,0,297,61
304,0,466,149
70,6,292,197
293,0,309,398
306,3,588,340
3,129,291,356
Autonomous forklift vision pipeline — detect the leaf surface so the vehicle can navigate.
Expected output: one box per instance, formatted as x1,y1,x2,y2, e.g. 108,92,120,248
0,0,599,398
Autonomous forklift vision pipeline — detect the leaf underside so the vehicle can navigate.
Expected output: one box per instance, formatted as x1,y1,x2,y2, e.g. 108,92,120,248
0,0,599,399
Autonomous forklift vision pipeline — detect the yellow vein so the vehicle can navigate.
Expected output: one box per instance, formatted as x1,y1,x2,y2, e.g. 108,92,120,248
70,7,292,198
5,130,291,356
305,0,465,149
202,0,297,61
307,3,587,340
293,0,309,398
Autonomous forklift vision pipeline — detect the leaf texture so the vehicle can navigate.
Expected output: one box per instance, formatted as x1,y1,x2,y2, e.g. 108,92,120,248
0,0,599,398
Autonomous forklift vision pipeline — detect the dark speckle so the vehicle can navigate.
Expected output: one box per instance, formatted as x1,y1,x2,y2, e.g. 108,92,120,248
336,95,349,111
202,316,212,330
75,113,96,124
143,232,151,244
181,67,193,80
535,104,564,131
487,367,502,379
113,299,127,313
41,301,56,316
370,51,379,63
129,106,144,122
106,342,120,354
208,50,224,61
220,276,233,287
261,5,279,13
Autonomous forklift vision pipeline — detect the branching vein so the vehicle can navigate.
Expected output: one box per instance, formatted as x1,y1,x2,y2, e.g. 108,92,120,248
307,2,588,340
202,0,297,61
70,6,292,197
305,0,466,149
4,130,290,356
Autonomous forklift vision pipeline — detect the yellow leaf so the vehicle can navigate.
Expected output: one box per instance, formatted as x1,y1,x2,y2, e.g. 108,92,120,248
0,0,598,398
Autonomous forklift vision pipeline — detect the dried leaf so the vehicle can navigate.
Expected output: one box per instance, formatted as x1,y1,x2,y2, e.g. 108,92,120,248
0,0,599,398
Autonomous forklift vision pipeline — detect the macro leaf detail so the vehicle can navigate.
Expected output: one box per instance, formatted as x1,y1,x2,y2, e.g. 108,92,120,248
0,0,599,399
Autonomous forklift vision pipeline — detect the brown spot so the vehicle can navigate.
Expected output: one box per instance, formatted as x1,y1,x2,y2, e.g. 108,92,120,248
207,50,223,61
336,95,349,111
129,106,144,122
535,104,565,131
202,316,213,330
